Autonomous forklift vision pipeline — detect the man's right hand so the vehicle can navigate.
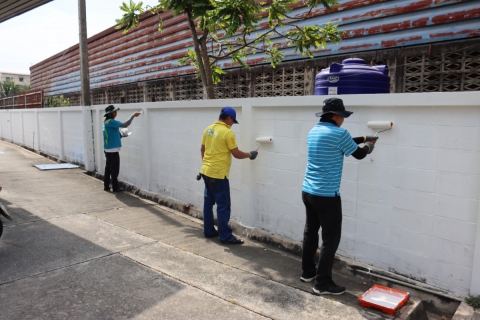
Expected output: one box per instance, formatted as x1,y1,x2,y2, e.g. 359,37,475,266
249,151,258,160
365,142,375,154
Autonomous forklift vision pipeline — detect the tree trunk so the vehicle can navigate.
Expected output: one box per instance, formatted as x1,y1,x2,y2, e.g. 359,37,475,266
199,35,216,99
185,9,215,99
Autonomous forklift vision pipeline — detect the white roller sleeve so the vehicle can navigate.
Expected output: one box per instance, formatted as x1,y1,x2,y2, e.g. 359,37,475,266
367,121,394,129
255,136,273,143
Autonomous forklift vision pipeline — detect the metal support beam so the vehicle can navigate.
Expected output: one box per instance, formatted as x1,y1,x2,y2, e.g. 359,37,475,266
78,0,95,172
78,0,91,107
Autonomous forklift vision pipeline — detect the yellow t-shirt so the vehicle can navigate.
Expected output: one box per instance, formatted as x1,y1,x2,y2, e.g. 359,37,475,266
200,121,238,179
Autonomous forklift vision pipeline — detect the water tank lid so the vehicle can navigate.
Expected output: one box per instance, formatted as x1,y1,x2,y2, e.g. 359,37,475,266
342,58,366,65
329,62,343,73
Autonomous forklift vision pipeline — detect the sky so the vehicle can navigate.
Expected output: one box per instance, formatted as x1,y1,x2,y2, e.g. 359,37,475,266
0,0,158,75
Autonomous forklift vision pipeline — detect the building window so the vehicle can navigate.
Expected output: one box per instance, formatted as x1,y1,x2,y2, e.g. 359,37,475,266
6,77,12,81
19,77,24,82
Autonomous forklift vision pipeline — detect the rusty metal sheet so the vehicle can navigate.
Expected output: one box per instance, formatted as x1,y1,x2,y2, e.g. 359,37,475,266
30,0,480,96
0,90,43,109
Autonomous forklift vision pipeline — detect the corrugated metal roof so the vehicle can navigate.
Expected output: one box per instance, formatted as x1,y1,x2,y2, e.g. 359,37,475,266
30,0,480,96
0,0,52,23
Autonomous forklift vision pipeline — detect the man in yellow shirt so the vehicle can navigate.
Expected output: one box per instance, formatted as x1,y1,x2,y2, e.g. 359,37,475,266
200,107,258,244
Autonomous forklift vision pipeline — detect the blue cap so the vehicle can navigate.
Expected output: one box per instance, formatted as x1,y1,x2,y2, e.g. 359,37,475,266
220,106,239,124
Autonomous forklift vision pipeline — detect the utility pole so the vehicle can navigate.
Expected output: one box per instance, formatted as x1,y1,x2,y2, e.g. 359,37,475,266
78,0,95,172
78,0,91,106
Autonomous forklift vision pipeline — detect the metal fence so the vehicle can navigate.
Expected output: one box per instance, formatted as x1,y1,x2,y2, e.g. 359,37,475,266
0,90,43,109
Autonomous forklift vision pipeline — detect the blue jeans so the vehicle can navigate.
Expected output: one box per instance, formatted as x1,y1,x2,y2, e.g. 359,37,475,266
202,175,234,242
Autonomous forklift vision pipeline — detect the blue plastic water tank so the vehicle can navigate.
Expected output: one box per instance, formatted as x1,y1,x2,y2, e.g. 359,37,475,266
315,58,390,95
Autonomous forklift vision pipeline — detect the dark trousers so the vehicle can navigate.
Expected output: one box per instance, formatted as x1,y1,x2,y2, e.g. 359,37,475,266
104,151,120,190
202,175,234,242
301,191,342,287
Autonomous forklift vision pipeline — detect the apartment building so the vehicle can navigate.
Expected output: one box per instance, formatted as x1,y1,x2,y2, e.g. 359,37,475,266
0,71,30,85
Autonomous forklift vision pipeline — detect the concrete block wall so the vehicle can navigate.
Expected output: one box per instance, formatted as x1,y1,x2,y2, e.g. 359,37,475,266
335,100,480,296
0,107,86,164
1,92,479,296
62,111,85,164
22,111,36,149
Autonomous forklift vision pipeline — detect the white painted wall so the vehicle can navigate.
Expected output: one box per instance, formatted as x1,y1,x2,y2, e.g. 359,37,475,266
1,92,479,296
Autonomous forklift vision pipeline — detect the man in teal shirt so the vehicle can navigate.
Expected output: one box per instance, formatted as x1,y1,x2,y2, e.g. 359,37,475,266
103,105,141,192
301,98,377,295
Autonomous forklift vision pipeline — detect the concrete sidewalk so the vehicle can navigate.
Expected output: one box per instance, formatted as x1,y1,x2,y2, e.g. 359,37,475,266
0,139,391,319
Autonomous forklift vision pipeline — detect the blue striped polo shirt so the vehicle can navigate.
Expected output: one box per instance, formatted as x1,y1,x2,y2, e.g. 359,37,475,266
302,121,358,197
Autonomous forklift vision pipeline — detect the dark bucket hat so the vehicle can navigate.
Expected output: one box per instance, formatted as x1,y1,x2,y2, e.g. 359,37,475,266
104,105,120,117
315,98,353,118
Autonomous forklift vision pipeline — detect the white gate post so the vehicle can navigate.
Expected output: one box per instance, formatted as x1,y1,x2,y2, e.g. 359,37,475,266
58,110,64,160
239,103,255,228
20,111,24,146
82,106,95,171
9,111,13,142
141,107,151,191
34,109,40,150
470,182,480,295
95,109,103,173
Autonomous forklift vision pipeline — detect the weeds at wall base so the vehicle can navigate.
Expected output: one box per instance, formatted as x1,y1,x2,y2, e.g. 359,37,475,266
465,295,480,309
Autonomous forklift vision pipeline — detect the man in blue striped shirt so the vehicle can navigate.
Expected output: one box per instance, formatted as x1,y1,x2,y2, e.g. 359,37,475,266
301,97,377,295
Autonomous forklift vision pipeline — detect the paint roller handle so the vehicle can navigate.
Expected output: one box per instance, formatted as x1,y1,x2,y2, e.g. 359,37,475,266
249,151,258,160
365,136,379,144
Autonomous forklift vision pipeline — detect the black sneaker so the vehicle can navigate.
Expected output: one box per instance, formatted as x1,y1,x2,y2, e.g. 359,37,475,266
220,237,244,245
313,282,346,295
204,231,218,238
300,273,316,283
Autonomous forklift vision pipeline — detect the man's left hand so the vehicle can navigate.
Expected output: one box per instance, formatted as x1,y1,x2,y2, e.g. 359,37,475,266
365,136,378,143
365,142,375,154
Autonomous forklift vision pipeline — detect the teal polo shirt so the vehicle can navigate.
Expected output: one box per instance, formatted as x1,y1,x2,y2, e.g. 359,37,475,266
302,121,358,197
103,119,122,150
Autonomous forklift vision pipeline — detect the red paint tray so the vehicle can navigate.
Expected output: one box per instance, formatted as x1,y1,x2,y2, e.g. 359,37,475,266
358,284,409,315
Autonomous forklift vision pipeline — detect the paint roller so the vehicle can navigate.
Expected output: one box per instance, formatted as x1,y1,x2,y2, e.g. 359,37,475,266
255,136,273,151
367,121,393,142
